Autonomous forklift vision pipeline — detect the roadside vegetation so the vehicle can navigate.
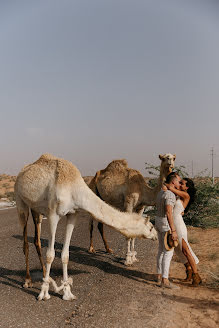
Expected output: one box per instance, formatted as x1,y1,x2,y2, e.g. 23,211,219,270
0,174,16,201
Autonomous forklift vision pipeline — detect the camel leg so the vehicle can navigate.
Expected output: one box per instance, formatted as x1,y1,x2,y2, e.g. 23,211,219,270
38,213,60,301
124,200,136,266
22,213,33,288
88,219,96,253
124,238,133,266
130,206,144,263
16,196,32,287
97,222,113,253
61,214,77,300
31,210,46,277
131,238,139,263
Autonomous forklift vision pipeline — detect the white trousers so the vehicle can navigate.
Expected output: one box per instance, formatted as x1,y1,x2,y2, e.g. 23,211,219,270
155,217,173,279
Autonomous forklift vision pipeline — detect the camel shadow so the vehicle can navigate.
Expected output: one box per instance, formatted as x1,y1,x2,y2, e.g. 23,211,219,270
0,234,90,300
0,265,90,299
13,234,48,248
12,234,157,287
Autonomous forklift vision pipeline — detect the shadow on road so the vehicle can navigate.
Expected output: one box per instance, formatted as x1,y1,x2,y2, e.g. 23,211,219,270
12,234,157,287
0,265,90,299
163,292,219,311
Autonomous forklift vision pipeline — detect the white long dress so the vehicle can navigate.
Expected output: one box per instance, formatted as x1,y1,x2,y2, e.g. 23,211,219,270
173,199,199,264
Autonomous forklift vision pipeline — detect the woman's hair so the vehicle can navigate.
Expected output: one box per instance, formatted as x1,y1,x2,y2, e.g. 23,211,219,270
183,177,196,212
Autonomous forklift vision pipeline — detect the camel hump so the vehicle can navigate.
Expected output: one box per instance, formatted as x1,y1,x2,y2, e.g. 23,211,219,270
56,158,81,184
128,168,142,177
33,153,59,166
39,153,57,161
105,159,128,171
32,153,81,184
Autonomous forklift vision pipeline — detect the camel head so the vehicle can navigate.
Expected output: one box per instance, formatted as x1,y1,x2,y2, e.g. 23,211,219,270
159,153,176,176
142,216,157,240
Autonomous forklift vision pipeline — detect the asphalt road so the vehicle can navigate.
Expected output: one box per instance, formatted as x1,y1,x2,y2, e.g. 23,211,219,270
0,208,172,328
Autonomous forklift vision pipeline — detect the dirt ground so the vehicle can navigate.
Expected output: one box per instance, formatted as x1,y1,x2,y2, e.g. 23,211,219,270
168,227,219,328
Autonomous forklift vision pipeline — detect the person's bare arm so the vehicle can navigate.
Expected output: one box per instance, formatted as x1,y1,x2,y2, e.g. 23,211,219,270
165,205,178,241
165,184,190,209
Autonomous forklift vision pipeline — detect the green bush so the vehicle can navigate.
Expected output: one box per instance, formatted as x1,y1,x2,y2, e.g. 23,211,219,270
183,181,219,228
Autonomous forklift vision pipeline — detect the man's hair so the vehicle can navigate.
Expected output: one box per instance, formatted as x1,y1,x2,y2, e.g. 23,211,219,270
165,171,179,184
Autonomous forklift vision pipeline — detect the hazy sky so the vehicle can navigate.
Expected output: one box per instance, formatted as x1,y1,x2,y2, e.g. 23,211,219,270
0,0,218,177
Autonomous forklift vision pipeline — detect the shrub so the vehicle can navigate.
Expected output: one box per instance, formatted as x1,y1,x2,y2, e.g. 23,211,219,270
5,191,16,202
183,180,219,228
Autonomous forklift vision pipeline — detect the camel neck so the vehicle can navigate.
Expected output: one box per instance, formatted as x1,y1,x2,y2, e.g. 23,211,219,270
75,181,145,238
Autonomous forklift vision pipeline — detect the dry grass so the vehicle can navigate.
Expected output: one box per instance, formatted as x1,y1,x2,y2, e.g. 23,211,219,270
204,265,219,289
208,252,219,261
188,236,199,244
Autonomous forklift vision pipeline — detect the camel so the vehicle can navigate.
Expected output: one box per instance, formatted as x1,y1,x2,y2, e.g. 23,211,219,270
88,153,176,265
15,154,157,301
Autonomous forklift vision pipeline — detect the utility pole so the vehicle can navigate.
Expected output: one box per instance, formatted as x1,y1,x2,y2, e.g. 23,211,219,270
210,147,214,184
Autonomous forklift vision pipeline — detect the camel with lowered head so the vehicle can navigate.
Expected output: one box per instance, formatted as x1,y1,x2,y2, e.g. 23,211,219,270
88,153,176,265
15,154,157,301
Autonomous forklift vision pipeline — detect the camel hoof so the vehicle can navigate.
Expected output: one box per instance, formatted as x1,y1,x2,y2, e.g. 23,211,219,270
38,278,50,300
23,279,33,288
63,282,76,301
124,262,133,266
106,248,113,254
124,260,133,266
63,293,77,301
38,292,51,301
88,247,96,254
44,294,51,301
124,253,134,266
132,257,139,263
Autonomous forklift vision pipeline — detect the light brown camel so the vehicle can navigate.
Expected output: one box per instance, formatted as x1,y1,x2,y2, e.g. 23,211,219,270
88,153,176,265
15,154,157,300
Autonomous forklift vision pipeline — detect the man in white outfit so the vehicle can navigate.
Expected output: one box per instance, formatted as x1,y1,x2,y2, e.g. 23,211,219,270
155,172,181,288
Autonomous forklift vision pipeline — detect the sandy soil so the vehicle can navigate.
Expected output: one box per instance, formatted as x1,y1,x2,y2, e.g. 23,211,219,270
167,227,219,328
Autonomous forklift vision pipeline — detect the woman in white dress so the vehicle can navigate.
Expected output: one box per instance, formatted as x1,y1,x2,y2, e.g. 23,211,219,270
165,178,202,286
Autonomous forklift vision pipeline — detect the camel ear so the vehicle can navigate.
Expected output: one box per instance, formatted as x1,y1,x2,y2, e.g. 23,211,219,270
173,154,176,160
159,154,164,160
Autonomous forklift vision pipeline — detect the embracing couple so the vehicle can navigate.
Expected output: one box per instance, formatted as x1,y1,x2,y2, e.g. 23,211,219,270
155,172,202,289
